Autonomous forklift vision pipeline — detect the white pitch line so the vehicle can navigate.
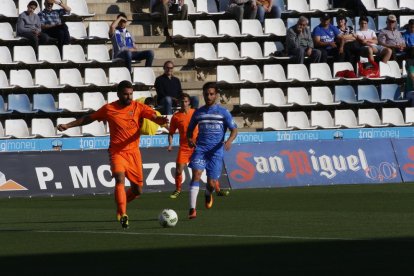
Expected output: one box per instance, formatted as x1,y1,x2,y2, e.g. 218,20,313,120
33,229,360,241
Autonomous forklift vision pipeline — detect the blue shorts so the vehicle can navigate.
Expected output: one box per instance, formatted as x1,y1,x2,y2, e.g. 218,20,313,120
188,147,223,180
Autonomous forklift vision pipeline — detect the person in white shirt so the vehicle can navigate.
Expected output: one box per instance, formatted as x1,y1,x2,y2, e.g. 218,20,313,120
355,16,392,63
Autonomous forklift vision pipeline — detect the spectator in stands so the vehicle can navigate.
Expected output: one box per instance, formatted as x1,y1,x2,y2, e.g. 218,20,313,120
152,0,188,38
39,0,71,55
403,19,414,58
256,0,281,26
286,16,321,64
356,16,392,63
405,59,414,105
227,0,257,25
336,15,360,65
16,1,54,57
155,60,199,115
110,13,154,74
312,13,343,62
378,14,406,59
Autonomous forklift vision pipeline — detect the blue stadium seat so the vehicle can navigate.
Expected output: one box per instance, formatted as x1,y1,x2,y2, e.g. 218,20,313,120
357,85,387,104
334,85,363,104
380,84,408,103
33,94,63,113
8,94,37,113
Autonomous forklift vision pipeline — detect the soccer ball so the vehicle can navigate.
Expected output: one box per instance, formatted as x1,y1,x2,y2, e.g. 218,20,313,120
158,209,178,228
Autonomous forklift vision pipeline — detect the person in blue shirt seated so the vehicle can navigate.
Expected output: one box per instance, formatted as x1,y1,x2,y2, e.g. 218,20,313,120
404,19,414,59
110,13,154,73
312,13,344,63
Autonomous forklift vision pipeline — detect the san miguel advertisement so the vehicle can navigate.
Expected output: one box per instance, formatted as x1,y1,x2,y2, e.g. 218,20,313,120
390,139,414,182
224,140,402,189
0,148,229,198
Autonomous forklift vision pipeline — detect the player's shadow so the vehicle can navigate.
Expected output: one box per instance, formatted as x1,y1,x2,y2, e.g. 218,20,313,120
1,237,414,274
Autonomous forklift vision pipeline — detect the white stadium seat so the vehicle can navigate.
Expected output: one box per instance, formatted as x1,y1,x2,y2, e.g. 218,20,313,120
5,119,36,138
31,118,62,138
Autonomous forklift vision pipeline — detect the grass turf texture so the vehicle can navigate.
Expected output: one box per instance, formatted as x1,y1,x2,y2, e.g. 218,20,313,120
1,184,414,275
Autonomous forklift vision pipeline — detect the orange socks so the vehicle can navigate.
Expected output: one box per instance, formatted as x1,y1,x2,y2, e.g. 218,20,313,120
175,174,183,191
115,184,127,215
126,187,139,203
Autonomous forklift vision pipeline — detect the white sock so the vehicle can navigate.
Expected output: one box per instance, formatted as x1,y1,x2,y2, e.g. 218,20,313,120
189,182,199,209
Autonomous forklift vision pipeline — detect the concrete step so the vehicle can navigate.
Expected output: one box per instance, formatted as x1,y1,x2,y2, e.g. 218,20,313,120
88,3,135,14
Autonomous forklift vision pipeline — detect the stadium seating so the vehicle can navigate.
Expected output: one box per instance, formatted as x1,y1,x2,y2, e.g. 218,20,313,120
241,20,270,37
400,0,414,10
358,109,389,127
0,70,14,89
31,118,62,138
218,20,247,38
287,64,316,82
264,19,286,37
172,20,200,39
58,93,89,112
217,42,246,61
263,64,292,83
196,0,225,14
133,68,156,86
239,65,269,84
357,85,387,104
59,69,90,88
10,70,40,88
5,119,36,138
0,23,23,42
0,46,18,65
216,65,246,84
376,0,399,10
380,84,408,103
287,0,311,13
109,67,132,84
335,85,363,105
88,21,110,40
240,42,270,60
310,63,340,82
8,94,37,113
239,89,269,108
311,86,340,106
13,46,44,64
33,94,63,113
84,68,112,87
63,44,92,63
195,20,224,38
287,87,317,106
66,22,90,41
382,108,412,126
335,110,365,128
263,112,292,130
57,117,83,136
82,121,108,136
67,0,95,17
0,121,11,139
311,110,340,129
194,43,223,62
38,45,68,64
87,44,113,63
0,0,18,18
35,69,65,89
83,92,106,111
0,95,12,114
287,111,317,130
263,88,293,107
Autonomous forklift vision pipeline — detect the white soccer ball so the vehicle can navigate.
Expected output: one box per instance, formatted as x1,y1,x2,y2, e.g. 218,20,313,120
158,209,178,228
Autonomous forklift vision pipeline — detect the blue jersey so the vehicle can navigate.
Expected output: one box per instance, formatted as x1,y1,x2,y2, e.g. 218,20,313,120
187,104,237,152
312,24,341,49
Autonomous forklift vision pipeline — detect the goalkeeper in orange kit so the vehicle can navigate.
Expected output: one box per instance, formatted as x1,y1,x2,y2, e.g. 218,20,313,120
167,93,229,199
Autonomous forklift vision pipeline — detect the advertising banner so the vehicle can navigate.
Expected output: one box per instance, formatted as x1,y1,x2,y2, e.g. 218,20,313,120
223,139,402,189
0,148,229,198
391,139,414,182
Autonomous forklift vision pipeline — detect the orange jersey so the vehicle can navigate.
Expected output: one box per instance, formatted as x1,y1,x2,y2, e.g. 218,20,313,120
90,100,155,153
169,109,198,148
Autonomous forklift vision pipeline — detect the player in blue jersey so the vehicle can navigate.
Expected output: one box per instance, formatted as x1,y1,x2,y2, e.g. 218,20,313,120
186,82,238,219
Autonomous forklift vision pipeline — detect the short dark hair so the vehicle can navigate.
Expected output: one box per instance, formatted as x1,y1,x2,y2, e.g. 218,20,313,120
409,19,414,25
359,16,369,24
117,12,127,19
28,1,38,7
144,97,155,106
202,82,218,94
117,80,133,94
163,60,173,69
180,93,191,101
337,15,347,23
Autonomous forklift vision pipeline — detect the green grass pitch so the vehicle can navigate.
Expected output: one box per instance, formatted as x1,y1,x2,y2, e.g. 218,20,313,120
1,184,414,275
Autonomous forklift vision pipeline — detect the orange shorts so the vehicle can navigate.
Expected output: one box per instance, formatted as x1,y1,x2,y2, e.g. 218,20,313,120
176,146,194,164
110,150,143,186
